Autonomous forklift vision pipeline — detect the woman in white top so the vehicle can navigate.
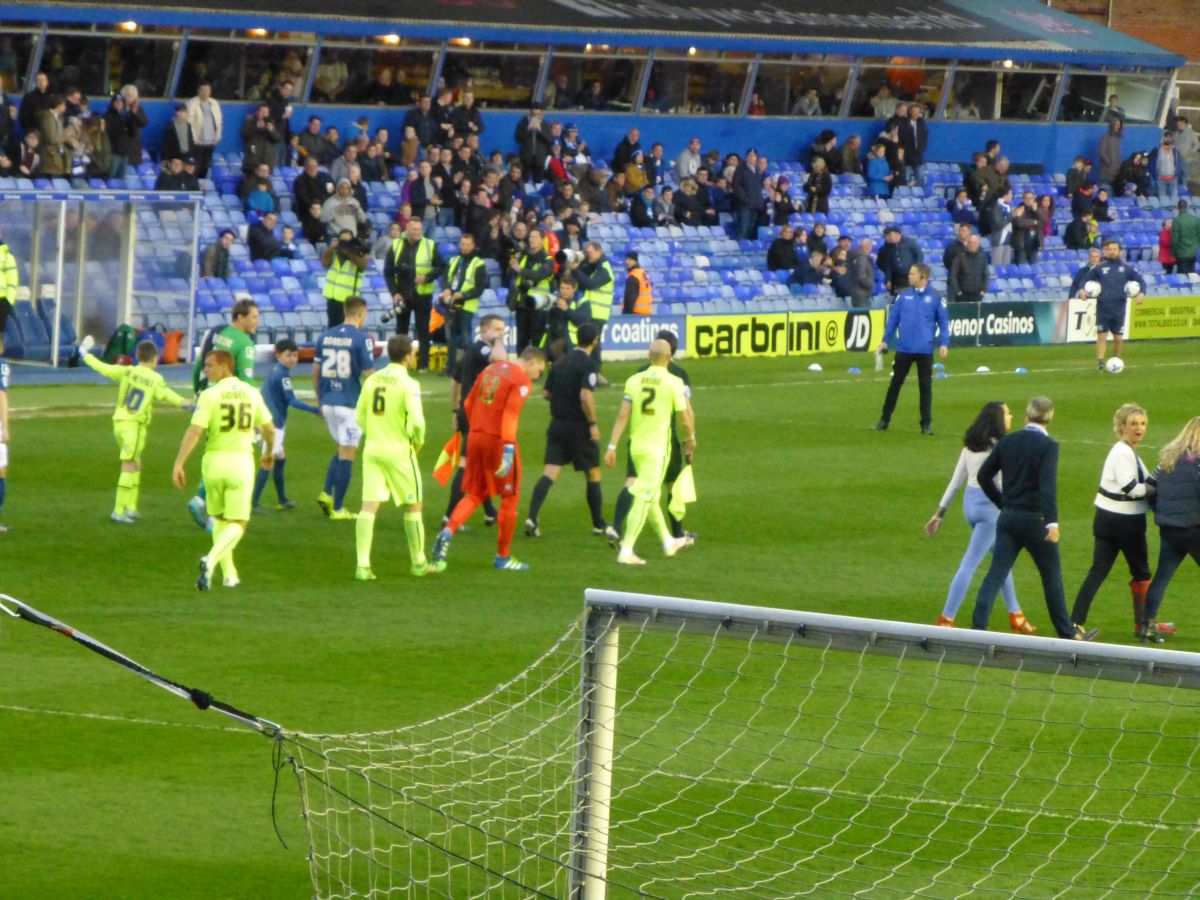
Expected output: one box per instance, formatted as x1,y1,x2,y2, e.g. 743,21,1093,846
1070,403,1155,636
926,401,1037,632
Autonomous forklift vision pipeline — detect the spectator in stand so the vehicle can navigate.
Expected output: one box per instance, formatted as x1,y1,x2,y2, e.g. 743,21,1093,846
248,211,286,261
202,228,234,279
300,203,325,245
359,68,402,106
36,94,68,176
605,171,628,213
847,237,876,308
877,226,922,295
81,115,111,181
19,71,51,136
709,172,730,215
514,106,552,181
732,149,764,241
545,141,572,186
154,156,190,190
645,143,667,188
986,189,1014,266
266,80,295,165
839,135,863,177
1070,176,1097,219
1159,219,1176,274
1069,247,1102,297
630,184,660,228
866,142,892,197
239,162,273,202
1098,118,1123,190
693,169,718,225
1174,116,1200,170
1149,132,1184,204
244,176,278,216
900,104,928,185
1113,152,1150,198
1171,199,1200,275
790,249,830,287
624,149,649,195
359,141,386,182
184,81,221,178
878,123,903,188
653,187,675,225
1036,194,1055,240
809,130,839,173
1065,156,1089,198
673,178,705,227
1102,94,1125,124
241,102,280,176
767,225,800,271
1092,187,1116,223
322,179,368,239
295,155,333,221
116,85,148,171
398,125,420,167
770,177,799,225
103,95,129,177
162,103,195,162
980,156,1012,214
804,157,832,214
830,248,853,299
946,188,978,226
792,227,810,263
887,102,909,134
562,124,589,168
1011,200,1042,265
329,144,358,187
943,222,973,271
871,84,898,119
295,116,331,166
313,49,349,102
674,136,702,182
808,222,829,257
17,130,40,178
793,88,822,117
403,94,439,147
948,234,989,303
1065,208,1100,251
612,128,641,175
451,91,484,137
433,88,456,144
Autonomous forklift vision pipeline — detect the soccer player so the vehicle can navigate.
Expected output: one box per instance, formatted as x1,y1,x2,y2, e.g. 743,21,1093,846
314,295,375,520
0,341,9,533
603,339,696,565
172,349,274,590
874,263,950,435
524,322,607,538
187,298,260,528
78,335,190,522
444,313,506,527
354,335,441,580
609,328,695,547
1083,239,1146,370
431,347,548,572
252,338,320,513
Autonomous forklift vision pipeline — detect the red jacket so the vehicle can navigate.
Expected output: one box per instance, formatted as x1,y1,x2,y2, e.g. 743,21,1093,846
1159,226,1176,265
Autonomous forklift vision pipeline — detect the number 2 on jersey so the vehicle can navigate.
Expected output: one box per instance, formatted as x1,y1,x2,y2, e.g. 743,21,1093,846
321,348,352,380
640,386,656,415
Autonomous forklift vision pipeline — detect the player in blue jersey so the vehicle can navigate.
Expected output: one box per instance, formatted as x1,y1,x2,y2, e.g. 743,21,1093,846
314,296,376,520
1083,239,1146,370
252,338,320,513
0,348,9,533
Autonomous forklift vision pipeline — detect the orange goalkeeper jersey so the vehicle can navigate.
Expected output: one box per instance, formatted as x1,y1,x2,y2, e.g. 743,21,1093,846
464,361,532,443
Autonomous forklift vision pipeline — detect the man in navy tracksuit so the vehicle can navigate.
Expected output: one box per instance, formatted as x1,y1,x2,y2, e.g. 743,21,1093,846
874,264,950,435
1084,239,1146,370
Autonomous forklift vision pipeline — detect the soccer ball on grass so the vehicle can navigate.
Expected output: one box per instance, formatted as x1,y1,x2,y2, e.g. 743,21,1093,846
1105,356,1125,374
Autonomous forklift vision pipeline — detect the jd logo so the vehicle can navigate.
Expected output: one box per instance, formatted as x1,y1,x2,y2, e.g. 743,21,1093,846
844,313,872,351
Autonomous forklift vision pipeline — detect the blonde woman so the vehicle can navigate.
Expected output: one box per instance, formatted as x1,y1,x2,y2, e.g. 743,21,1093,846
1142,417,1200,641
1069,403,1154,636
804,156,831,214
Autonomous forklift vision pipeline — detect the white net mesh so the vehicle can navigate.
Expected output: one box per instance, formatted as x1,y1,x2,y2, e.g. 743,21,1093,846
282,595,1200,898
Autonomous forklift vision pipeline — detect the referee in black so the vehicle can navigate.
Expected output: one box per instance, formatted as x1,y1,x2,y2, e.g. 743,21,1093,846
444,313,506,527
610,328,696,547
524,323,608,537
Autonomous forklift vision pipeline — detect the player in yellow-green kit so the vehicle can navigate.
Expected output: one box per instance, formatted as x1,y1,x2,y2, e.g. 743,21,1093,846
77,335,190,522
173,349,274,590
187,298,260,529
353,334,443,580
604,339,696,565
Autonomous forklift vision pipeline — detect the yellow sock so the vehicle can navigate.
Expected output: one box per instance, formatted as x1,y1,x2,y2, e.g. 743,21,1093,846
356,511,376,568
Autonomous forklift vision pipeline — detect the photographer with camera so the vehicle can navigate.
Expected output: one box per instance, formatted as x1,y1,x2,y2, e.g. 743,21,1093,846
510,228,556,353
321,228,369,327
383,219,444,372
569,241,615,376
438,232,487,377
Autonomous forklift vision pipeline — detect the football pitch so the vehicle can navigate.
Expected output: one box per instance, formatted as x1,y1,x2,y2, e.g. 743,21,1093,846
2,340,1200,898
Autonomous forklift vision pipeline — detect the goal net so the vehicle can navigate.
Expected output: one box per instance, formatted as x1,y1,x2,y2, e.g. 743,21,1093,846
282,590,1200,898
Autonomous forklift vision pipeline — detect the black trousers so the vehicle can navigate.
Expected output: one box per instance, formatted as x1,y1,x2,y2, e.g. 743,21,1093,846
326,298,345,328
973,511,1074,637
396,294,432,370
1146,525,1200,620
193,144,215,179
956,291,983,303
1176,256,1197,276
879,351,933,429
0,297,11,340
515,306,547,353
1070,509,1149,625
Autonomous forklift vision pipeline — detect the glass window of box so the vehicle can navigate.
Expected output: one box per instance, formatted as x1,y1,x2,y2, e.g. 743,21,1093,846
314,39,439,106
441,43,545,110
179,39,310,101
848,60,952,118
949,64,1060,121
543,45,648,113
750,54,853,117
0,30,38,94
645,50,753,115
1176,64,1200,123
1058,69,1169,124
42,32,178,98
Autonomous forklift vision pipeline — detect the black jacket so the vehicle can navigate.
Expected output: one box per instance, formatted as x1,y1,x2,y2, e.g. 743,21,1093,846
948,250,989,298
767,238,799,271
1151,456,1200,529
978,426,1060,525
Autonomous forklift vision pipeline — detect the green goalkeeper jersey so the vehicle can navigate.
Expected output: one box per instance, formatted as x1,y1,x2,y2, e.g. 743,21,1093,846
84,355,186,425
623,366,688,457
355,363,425,456
193,325,257,392
190,375,271,455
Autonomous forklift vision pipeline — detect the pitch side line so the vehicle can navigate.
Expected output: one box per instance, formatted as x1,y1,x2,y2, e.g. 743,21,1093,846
0,702,253,735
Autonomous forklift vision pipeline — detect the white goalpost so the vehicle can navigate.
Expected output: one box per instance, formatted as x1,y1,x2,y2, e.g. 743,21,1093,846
277,590,1200,898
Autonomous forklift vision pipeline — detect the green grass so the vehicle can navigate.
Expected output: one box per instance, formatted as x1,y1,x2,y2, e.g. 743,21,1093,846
3,341,1200,897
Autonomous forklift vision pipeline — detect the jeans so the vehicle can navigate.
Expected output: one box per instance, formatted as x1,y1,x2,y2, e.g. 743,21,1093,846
1145,525,1200,620
109,154,127,179
1156,178,1180,203
735,206,759,241
972,511,1073,637
943,487,1019,619
1070,509,1149,626
991,244,1013,267
879,351,933,429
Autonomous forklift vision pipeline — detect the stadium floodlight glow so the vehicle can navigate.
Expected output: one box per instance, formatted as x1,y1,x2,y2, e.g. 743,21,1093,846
451,36,472,47
585,42,593,51
687,46,697,56
247,27,268,38
116,20,138,33
1002,58,1015,68
379,33,401,45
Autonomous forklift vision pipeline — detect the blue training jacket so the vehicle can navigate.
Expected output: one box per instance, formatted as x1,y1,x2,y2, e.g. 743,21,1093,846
1084,260,1146,307
882,285,950,355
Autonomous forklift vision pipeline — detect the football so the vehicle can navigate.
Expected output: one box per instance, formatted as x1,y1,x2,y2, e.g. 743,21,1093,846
1124,281,1143,298
1084,280,1102,298
1106,356,1125,373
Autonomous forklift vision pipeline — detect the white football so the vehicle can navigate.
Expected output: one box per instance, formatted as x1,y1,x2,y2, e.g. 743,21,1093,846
1084,280,1102,299
1106,356,1125,374
1124,281,1142,298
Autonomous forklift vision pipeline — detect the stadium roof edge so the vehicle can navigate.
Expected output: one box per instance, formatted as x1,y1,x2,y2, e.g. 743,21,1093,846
3,0,1183,70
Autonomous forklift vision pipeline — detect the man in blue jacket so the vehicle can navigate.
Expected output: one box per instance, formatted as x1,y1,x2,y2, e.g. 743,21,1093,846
1083,239,1146,370
874,264,949,435
731,149,764,241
